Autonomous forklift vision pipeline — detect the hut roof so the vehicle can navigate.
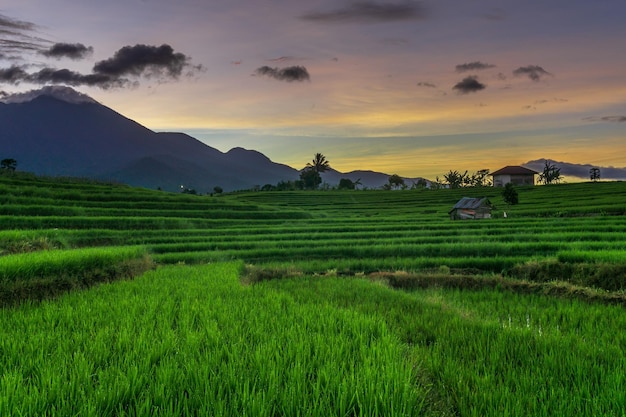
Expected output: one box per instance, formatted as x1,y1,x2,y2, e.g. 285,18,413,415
490,166,538,176
449,197,491,213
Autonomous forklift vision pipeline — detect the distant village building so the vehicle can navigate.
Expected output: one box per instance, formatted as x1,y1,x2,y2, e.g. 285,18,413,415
490,166,538,187
449,197,493,220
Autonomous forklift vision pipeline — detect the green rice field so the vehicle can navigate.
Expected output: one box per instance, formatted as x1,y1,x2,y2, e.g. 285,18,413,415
1,172,626,416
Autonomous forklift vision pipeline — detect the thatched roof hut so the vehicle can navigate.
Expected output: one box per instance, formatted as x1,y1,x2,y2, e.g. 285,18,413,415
449,197,492,220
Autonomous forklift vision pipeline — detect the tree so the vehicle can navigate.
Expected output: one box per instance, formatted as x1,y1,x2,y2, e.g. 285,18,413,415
590,167,601,182
469,169,491,187
502,182,519,205
338,178,355,190
410,178,428,190
387,174,405,190
302,153,330,190
213,186,223,194
539,160,562,185
306,153,330,175
299,167,321,190
0,158,17,172
443,170,468,189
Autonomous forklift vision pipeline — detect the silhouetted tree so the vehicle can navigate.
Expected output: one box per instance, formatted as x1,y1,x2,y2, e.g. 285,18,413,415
539,160,562,185
387,174,405,190
443,170,468,189
213,186,223,194
0,158,17,172
502,183,519,205
469,169,491,187
299,167,321,190
589,167,601,182
338,178,355,190
410,178,428,189
306,153,330,175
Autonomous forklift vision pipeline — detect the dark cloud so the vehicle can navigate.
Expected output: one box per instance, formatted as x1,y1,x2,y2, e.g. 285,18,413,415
41,43,94,60
601,116,626,122
0,65,28,83
455,61,496,72
0,64,126,89
255,65,310,82
93,44,192,78
27,68,126,88
300,1,427,23
416,81,436,88
452,76,486,94
0,43,200,89
513,65,552,81
584,115,626,123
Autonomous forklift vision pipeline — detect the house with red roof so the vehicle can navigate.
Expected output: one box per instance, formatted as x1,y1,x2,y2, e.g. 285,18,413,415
490,166,538,187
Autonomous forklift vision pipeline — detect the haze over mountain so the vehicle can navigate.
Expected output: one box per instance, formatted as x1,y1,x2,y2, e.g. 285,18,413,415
1,87,623,191
522,159,626,182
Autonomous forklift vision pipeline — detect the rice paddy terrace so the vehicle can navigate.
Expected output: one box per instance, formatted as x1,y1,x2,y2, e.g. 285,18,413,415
1,172,626,416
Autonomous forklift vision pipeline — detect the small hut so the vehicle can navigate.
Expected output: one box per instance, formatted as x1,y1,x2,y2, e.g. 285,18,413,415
449,197,492,220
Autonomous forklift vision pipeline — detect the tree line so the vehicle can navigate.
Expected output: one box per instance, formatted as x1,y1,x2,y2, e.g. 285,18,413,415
0,158,17,172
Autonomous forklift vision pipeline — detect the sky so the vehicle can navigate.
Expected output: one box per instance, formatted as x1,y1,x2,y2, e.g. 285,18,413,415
1,0,626,180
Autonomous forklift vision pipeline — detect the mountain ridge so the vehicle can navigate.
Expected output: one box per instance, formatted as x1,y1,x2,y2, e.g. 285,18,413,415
2,87,624,190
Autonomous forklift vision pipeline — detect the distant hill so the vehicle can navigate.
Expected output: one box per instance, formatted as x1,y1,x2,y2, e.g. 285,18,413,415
320,168,429,189
523,159,626,181
0,86,427,192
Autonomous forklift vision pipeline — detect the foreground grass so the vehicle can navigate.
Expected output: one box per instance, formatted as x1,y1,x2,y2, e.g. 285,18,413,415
0,262,428,417
260,272,626,416
0,246,152,306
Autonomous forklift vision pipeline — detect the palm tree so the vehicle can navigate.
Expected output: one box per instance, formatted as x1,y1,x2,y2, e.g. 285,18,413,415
306,153,330,174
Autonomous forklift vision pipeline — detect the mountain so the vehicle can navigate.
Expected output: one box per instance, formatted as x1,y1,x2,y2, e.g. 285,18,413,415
0,87,430,191
320,168,429,189
0,87,299,192
523,159,626,181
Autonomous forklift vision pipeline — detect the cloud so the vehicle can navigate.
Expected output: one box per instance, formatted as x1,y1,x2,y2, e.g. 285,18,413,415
455,61,496,72
513,65,552,81
267,56,297,63
416,81,436,88
0,65,28,83
601,116,626,122
0,13,49,58
584,115,626,123
28,68,126,88
93,44,194,78
0,43,200,89
254,65,310,82
300,1,427,23
452,76,486,94
41,43,94,60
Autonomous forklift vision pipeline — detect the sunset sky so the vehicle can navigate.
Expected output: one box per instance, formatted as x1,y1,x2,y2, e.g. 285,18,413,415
2,0,625,180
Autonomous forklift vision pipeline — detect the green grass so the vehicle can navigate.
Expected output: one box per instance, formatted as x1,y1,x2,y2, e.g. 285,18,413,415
2,172,626,415
0,262,428,417
0,246,153,306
